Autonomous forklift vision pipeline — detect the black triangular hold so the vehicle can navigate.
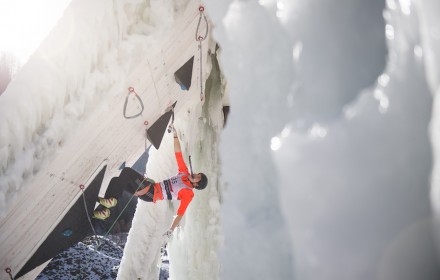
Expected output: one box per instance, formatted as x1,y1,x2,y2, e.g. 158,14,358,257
146,111,173,149
146,102,177,149
16,166,107,279
119,162,126,170
174,56,194,91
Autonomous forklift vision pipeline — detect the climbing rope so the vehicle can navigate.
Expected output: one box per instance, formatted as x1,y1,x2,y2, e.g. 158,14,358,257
79,183,99,280
103,178,147,238
94,176,149,251
75,163,108,277
78,176,150,277
79,184,100,245
146,58,162,107
123,87,145,119
144,123,149,150
196,5,209,101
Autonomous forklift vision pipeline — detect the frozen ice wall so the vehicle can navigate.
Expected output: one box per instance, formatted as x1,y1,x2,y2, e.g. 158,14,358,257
206,1,295,279
419,0,440,247
207,0,440,279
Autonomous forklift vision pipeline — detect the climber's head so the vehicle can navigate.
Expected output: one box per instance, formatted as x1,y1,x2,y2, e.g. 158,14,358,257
191,173,208,190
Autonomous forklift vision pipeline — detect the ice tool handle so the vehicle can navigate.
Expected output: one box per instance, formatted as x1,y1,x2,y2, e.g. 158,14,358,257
189,155,194,177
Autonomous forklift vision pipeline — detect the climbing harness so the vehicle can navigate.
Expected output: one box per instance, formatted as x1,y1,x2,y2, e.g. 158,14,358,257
196,5,209,101
123,87,145,119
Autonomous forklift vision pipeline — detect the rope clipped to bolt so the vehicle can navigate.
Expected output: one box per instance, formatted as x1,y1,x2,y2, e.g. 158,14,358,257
76,178,150,275
79,184,100,245
5,267,13,280
196,5,209,101
78,184,100,280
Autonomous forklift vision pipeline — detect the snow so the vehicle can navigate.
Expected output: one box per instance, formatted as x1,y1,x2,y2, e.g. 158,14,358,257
1,0,440,279
37,236,123,280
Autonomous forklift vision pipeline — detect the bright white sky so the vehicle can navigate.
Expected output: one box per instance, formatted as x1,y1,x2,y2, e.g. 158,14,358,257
0,0,71,64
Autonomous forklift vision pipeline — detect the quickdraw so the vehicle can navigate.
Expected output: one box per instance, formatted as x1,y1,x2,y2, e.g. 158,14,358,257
123,86,145,119
195,5,209,101
195,6,208,42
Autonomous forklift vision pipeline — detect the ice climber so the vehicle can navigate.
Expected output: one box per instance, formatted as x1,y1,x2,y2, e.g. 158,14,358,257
93,125,208,236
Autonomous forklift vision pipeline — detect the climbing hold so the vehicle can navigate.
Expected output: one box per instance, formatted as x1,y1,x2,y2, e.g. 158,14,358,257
146,102,177,149
62,228,73,237
123,87,145,119
174,56,194,91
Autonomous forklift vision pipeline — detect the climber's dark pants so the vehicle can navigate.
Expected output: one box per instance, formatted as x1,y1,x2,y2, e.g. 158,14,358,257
104,167,154,202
